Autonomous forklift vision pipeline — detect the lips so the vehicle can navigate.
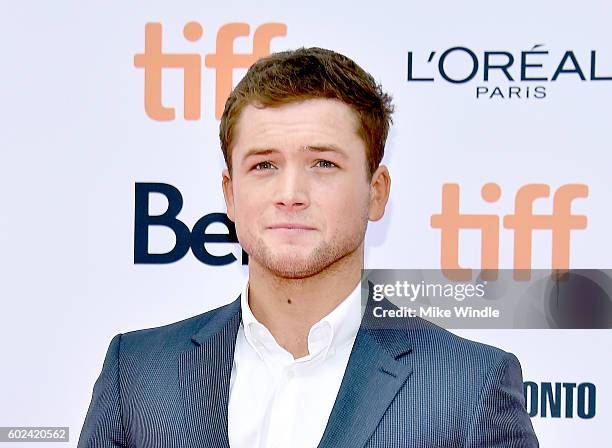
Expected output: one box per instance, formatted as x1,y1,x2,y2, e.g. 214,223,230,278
267,223,316,230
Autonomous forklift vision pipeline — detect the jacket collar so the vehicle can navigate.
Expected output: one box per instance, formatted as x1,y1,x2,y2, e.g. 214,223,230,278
189,296,241,347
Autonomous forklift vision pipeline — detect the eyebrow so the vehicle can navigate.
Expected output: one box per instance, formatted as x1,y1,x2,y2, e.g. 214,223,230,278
240,144,349,163
241,148,279,161
303,144,348,158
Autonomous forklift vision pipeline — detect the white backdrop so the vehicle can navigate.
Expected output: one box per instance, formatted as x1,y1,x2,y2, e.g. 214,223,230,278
1,1,611,446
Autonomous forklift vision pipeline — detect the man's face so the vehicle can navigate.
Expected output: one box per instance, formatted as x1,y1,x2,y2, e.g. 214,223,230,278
222,98,387,279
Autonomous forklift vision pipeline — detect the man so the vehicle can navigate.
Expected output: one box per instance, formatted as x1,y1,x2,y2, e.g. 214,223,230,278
78,48,539,447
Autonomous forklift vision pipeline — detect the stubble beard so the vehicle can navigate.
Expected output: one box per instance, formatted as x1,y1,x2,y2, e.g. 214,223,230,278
241,212,369,279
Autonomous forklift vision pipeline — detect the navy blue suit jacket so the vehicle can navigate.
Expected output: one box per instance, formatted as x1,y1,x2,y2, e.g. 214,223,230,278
78,294,539,447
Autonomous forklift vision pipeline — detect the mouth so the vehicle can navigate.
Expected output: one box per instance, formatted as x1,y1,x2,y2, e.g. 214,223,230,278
267,223,317,231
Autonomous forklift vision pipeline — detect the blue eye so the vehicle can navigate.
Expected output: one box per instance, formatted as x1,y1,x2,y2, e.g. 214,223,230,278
315,160,337,168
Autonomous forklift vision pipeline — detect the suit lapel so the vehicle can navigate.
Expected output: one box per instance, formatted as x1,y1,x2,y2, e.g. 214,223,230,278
318,298,414,448
178,297,241,448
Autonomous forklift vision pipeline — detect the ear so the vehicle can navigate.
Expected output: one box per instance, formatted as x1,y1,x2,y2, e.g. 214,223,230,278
222,168,235,222
368,165,391,221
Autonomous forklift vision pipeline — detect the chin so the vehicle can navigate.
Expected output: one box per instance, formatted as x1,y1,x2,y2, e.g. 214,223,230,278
243,233,363,279
265,254,325,279
246,243,330,279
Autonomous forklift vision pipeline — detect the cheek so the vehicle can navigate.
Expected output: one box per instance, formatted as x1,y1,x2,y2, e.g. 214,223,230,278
232,189,261,229
317,184,369,227
233,201,260,246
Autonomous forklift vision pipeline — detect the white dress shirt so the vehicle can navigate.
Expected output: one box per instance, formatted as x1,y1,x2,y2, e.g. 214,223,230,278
228,279,365,448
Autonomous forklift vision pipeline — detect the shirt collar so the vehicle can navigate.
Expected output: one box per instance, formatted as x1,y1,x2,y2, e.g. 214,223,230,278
239,277,365,362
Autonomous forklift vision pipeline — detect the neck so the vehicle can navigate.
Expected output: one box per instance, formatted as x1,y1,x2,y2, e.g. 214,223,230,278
247,244,364,359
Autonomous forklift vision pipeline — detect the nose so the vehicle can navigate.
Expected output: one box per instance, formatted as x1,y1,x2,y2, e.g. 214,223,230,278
273,165,309,212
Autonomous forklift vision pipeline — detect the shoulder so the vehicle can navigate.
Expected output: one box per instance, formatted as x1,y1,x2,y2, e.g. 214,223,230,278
400,320,536,444
408,317,509,362
366,297,511,369
403,316,520,384
117,297,241,356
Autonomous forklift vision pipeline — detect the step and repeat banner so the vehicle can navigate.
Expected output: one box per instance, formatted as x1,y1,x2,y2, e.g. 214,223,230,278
1,1,610,446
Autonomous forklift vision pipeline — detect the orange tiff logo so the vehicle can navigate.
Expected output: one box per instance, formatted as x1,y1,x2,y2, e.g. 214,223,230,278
134,22,287,120
430,183,588,280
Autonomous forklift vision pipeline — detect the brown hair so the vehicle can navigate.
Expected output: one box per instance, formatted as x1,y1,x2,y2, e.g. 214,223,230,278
219,47,394,179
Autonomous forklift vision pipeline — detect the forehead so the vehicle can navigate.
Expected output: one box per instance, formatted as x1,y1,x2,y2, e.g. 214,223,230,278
232,98,363,155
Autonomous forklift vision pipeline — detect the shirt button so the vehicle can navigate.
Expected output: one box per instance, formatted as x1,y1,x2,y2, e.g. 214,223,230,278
286,368,295,379
256,326,268,339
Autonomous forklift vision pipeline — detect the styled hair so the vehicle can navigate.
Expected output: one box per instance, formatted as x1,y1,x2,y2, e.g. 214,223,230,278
219,47,394,178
